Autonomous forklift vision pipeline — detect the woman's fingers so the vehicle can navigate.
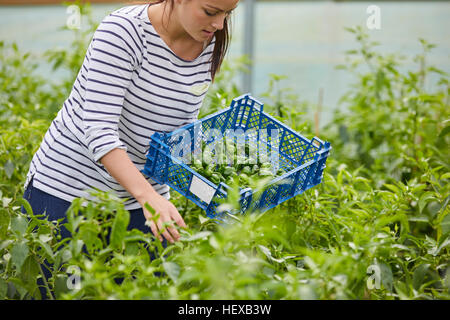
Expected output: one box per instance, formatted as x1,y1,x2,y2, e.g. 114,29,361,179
166,221,180,242
165,207,186,241
145,211,175,243
144,200,187,243
172,210,187,229
169,205,187,229
158,205,185,242
147,219,163,242
156,218,175,243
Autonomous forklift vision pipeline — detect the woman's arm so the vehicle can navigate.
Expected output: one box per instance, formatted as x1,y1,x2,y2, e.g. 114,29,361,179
79,15,186,243
100,148,186,243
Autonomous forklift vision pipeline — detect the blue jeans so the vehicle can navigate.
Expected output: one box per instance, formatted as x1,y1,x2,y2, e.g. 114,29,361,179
21,179,152,236
21,178,165,299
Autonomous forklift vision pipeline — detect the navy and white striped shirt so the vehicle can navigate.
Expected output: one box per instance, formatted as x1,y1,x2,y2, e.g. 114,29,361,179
25,4,215,210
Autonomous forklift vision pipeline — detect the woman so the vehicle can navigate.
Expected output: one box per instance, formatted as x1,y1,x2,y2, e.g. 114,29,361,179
22,0,239,244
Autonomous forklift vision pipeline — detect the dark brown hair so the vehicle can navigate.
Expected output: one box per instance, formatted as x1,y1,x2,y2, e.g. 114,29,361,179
127,0,232,82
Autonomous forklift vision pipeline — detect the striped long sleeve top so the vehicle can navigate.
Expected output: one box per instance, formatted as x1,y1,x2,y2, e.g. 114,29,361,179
24,4,214,210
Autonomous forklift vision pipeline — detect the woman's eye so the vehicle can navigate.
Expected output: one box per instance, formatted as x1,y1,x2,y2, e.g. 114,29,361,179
204,9,233,17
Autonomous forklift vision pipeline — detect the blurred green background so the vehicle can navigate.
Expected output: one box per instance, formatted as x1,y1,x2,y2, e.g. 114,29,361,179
1,1,449,126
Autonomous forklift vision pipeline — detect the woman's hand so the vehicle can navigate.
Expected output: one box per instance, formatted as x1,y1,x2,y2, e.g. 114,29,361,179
100,148,187,243
140,193,187,243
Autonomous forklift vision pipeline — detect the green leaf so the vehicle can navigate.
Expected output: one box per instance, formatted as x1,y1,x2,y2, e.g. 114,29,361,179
345,49,358,55
39,234,53,243
124,241,140,256
37,239,54,260
54,274,69,298
408,215,429,223
441,213,450,235
384,184,400,194
0,209,10,239
110,209,130,250
349,208,370,218
11,241,29,272
143,202,156,216
19,255,40,293
411,184,427,194
378,262,393,292
0,240,13,251
2,197,12,208
394,281,410,300
163,261,180,283
180,231,211,242
344,26,356,33
0,278,7,299
70,239,84,258
4,160,15,179
11,215,28,237
78,224,102,254
438,125,450,138
258,245,285,264
435,237,450,256
198,214,209,224
419,192,436,214
19,198,33,216
413,264,430,290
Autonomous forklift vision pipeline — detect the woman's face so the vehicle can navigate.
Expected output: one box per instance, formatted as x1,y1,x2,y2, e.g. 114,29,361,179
175,0,239,42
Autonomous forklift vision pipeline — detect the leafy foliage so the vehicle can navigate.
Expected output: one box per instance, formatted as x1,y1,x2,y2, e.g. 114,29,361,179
0,6,448,300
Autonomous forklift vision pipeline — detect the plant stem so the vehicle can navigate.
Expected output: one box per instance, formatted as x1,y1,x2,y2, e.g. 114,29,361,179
36,258,54,300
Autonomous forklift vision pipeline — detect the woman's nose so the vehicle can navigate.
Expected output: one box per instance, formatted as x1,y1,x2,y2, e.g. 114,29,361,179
211,14,225,31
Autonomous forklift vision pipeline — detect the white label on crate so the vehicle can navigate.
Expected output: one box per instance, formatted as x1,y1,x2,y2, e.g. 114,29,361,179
189,175,216,204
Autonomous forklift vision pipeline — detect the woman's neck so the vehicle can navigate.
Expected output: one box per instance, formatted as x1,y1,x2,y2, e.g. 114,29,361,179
147,2,206,61
149,2,192,44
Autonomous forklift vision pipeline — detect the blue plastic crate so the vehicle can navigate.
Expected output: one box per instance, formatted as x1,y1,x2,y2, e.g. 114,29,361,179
141,94,331,220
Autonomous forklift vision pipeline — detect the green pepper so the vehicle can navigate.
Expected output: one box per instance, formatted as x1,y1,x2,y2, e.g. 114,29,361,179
210,173,221,184
192,161,202,172
223,166,235,177
260,162,272,170
239,173,249,186
251,164,259,174
259,169,273,177
242,166,251,175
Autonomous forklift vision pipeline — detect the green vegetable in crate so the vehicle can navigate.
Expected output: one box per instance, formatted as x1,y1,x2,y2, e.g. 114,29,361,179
210,173,221,184
258,168,273,177
238,173,249,185
189,135,290,192
242,166,251,175
222,166,235,177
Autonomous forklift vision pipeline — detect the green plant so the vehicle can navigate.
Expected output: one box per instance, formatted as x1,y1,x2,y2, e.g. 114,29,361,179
1,7,449,299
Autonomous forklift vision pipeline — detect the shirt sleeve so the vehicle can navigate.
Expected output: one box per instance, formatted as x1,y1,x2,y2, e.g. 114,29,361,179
82,13,143,163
